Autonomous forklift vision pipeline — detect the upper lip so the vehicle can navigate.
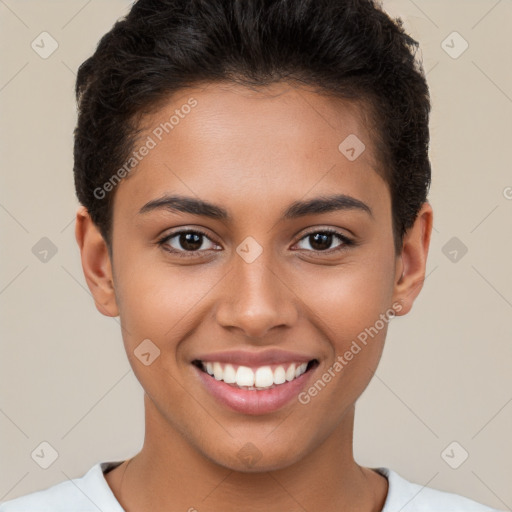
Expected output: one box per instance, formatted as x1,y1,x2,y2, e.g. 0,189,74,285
192,349,317,367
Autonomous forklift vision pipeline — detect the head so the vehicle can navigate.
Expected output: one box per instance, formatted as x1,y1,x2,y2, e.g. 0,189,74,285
74,0,433,471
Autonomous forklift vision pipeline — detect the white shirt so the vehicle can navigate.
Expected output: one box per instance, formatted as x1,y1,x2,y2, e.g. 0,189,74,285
0,461,503,511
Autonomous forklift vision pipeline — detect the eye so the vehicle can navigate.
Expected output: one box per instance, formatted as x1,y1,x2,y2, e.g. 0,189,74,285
157,229,220,257
157,227,355,259
294,228,355,254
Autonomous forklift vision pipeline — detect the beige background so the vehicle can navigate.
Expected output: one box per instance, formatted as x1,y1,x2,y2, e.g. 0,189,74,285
0,0,511,508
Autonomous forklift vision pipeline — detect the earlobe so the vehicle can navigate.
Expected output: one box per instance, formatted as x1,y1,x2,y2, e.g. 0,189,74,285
75,206,119,317
392,201,433,316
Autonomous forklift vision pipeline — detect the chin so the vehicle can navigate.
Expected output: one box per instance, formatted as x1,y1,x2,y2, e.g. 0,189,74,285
203,437,310,473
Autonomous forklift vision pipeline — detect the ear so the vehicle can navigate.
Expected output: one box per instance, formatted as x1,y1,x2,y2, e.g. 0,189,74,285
392,201,433,316
74,206,119,317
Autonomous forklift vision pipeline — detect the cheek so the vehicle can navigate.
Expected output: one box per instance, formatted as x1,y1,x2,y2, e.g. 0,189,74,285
296,269,394,410
296,256,395,343
114,257,220,347
113,229,396,353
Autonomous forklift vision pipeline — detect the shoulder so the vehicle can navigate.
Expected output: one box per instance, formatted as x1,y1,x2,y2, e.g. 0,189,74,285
377,467,504,512
0,461,124,512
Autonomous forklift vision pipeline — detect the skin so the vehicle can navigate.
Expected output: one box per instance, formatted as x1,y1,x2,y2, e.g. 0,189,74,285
75,81,433,512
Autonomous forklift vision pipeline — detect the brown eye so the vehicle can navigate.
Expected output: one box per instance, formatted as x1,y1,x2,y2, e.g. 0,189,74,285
294,229,354,253
158,229,219,257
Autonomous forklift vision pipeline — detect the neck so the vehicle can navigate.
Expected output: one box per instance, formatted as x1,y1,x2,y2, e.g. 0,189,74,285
108,395,387,512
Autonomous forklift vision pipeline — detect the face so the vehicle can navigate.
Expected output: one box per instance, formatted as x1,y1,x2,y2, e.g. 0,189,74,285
78,81,431,472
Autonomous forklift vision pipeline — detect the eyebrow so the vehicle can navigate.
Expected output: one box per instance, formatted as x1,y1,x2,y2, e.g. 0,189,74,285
138,193,373,220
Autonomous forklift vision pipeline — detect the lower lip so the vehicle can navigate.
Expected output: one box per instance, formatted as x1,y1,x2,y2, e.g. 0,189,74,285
194,364,316,415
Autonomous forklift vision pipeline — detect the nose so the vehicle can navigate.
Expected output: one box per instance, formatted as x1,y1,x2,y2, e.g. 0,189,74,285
215,251,299,339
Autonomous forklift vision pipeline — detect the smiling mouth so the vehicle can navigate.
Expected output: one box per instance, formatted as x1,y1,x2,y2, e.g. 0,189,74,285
192,359,319,391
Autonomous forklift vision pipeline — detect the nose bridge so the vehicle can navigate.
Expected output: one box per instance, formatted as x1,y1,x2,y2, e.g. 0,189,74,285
215,245,297,338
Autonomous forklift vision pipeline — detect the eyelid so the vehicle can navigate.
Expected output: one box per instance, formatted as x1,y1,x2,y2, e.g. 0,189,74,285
156,227,220,256
295,225,353,241
292,227,355,253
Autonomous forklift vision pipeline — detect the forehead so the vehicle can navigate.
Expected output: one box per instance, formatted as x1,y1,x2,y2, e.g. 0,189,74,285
114,81,389,221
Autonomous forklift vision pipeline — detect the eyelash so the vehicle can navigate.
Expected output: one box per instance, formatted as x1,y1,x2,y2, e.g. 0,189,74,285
156,228,355,259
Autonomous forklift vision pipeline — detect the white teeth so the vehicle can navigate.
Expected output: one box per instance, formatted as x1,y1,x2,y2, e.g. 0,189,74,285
285,363,296,381
273,366,286,385
235,366,254,387
200,360,314,389
213,362,223,380
295,363,308,378
254,366,274,388
223,364,236,383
